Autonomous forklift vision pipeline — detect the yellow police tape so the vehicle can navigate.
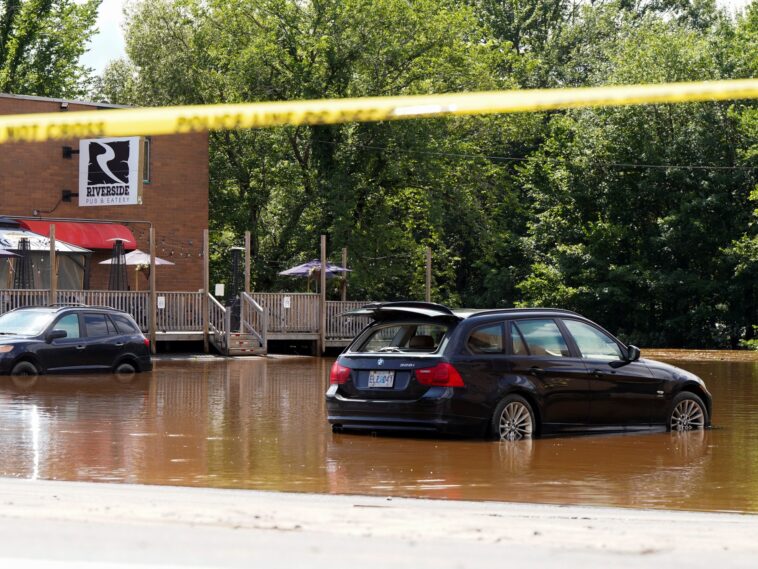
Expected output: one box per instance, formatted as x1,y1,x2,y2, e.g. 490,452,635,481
1,79,757,144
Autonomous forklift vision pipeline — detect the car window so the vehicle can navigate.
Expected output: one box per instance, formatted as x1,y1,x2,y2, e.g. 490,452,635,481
0,309,55,336
54,314,80,339
111,314,139,334
467,324,503,354
513,319,570,357
84,314,112,338
563,319,622,359
509,322,528,355
357,323,448,353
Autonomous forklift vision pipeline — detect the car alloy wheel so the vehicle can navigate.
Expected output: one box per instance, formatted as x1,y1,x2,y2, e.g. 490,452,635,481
497,399,534,441
670,397,706,431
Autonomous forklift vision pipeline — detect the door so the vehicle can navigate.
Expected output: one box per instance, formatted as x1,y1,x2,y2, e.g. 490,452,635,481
560,319,662,426
38,313,84,371
81,313,121,369
454,321,507,419
507,319,590,427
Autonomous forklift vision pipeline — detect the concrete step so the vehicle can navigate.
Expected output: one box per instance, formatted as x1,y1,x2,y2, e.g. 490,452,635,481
228,347,266,356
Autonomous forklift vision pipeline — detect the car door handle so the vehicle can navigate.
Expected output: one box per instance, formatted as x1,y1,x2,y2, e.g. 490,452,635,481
115,343,125,347
591,369,614,377
76,345,86,350
529,366,546,377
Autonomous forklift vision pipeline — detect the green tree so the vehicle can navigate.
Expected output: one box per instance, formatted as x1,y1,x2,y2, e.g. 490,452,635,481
0,0,100,97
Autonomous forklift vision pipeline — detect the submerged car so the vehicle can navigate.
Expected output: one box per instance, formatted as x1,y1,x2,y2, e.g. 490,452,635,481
326,302,712,440
0,305,152,376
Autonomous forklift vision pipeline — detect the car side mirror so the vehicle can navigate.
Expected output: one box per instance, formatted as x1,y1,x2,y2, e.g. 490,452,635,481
626,345,641,362
47,329,67,343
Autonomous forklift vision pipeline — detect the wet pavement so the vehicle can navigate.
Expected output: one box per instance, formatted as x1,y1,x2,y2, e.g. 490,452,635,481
0,351,757,513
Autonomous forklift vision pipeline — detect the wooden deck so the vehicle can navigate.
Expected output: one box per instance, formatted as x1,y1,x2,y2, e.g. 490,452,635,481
0,289,371,356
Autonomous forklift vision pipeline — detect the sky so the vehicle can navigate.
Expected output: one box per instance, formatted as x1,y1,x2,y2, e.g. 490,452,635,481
80,0,754,75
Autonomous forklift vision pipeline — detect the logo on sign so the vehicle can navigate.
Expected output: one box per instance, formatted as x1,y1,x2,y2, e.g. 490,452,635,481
377,358,384,366
79,137,143,207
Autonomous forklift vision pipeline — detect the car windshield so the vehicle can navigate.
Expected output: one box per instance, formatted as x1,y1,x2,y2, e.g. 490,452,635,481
0,309,55,336
354,322,448,353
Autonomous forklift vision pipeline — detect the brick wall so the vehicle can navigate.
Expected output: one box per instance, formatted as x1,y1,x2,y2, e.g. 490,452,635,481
0,95,209,291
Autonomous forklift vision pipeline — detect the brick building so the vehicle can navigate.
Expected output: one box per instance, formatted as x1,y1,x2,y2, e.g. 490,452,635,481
0,93,208,291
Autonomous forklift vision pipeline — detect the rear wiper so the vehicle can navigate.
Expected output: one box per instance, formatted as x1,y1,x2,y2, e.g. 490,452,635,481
377,346,402,353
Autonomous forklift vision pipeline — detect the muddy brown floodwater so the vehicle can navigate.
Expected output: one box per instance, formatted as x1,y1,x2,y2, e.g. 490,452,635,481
1,351,757,514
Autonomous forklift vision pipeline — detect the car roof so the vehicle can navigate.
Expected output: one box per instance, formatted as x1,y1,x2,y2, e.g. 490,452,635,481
9,304,131,316
453,307,582,319
344,302,582,322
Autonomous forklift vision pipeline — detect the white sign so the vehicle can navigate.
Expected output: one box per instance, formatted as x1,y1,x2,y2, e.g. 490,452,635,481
157,296,166,310
215,283,225,297
79,137,143,206
282,296,291,309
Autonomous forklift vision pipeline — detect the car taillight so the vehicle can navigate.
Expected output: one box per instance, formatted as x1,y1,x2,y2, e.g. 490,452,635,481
330,361,351,384
143,337,150,348
415,363,464,387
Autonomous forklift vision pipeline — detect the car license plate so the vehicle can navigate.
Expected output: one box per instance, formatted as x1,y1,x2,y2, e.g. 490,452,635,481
368,370,395,388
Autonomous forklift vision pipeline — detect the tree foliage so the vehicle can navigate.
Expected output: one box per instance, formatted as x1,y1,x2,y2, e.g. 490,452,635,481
102,0,758,348
0,0,100,97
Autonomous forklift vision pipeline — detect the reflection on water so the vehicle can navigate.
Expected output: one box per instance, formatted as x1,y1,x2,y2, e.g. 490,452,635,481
0,354,757,513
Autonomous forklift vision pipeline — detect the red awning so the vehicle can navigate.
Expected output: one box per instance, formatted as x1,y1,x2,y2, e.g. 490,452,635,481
20,220,137,250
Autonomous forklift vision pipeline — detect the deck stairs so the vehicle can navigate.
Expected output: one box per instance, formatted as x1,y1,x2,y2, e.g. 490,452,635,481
226,332,266,356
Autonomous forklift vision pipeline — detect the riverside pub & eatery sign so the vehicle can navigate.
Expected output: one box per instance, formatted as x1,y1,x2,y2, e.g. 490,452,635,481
79,137,144,206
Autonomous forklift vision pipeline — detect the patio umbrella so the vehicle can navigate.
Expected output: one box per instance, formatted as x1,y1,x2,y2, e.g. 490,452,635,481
278,259,351,292
13,238,34,289
107,239,129,291
99,249,174,291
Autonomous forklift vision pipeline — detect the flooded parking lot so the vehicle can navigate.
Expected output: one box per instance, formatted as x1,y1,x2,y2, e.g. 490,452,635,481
1,351,757,513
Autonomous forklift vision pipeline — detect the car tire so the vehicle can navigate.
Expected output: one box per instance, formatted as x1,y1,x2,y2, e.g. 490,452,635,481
115,362,137,375
11,361,39,376
491,394,537,441
668,392,708,432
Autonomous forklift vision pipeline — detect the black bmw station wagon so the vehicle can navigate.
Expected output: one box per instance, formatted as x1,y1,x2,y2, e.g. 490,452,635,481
326,302,712,440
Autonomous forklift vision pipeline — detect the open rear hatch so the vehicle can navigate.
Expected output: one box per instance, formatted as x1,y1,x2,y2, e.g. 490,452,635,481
342,301,461,322
332,303,463,401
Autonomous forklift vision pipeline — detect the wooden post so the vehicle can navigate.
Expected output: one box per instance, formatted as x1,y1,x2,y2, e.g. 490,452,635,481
49,225,56,305
202,228,210,353
341,247,347,302
244,231,251,293
319,234,327,355
425,246,432,303
149,227,157,355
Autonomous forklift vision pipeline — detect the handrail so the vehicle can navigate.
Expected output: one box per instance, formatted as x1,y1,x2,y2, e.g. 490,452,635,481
208,293,226,312
207,292,228,354
240,291,267,348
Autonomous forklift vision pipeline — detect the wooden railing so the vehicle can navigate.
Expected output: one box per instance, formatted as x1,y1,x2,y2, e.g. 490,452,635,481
0,289,49,314
326,300,370,340
57,290,150,331
0,288,372,350
207,292,228,354
251,292,319,334
156,291,204,332
241,292,267,348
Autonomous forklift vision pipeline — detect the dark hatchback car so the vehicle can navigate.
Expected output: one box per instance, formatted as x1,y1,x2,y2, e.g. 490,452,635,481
326,302,712,440
0,306,152,376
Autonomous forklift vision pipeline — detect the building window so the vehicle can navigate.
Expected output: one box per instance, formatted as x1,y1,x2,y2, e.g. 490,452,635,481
143,137,151,184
